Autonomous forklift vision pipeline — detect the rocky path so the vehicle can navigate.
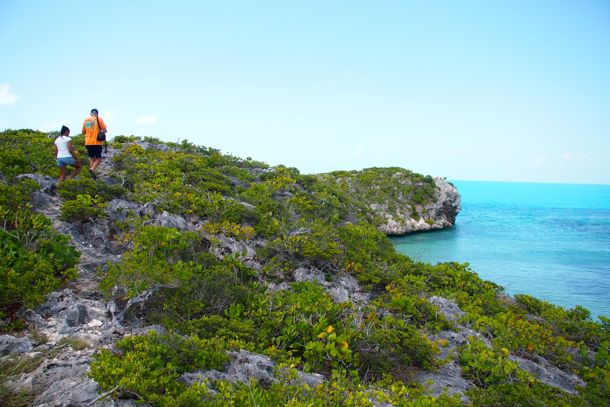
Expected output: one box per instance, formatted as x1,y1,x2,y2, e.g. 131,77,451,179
2,147,144,406
2,170,134,405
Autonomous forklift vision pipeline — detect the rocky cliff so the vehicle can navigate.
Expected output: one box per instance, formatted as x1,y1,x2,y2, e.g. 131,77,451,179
318,168,461,235
373,177,461,235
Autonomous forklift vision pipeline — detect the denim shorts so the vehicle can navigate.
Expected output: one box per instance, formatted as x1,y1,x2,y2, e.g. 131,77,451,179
57,157,76,167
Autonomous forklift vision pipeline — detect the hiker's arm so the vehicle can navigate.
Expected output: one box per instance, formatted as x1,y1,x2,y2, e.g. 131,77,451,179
68,141,78,160
53,144,58,158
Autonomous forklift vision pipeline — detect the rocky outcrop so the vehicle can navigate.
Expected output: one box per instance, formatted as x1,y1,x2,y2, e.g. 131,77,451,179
180,350,325,391
34,377,102,407
510,355,585,394
293,267,370,305
0,334,34,355
375,177,461,235
414,297,481,402
415,360,472,402
317,169,461,236
429,296,465,322
416,296,586,401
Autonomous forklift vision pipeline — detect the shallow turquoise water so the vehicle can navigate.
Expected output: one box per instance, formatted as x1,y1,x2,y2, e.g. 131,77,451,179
392,180,610,319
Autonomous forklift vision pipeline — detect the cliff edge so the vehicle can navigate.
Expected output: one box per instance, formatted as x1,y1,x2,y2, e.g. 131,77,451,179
319,168,461,235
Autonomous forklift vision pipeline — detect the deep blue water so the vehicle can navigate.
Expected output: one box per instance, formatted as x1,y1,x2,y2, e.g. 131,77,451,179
392,181,610,320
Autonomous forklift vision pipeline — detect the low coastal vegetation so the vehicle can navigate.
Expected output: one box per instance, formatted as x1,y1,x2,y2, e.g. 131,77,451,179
0,178,79,329
0,129,608,405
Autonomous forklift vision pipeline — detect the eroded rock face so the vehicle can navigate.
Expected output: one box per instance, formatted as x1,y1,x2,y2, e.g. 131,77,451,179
293,268,370,305
418,296,588,401
180,350,325,390
376,177,461,235
510,355,585,394
415,360,472,401
34,377,100,407
432,177,461,226
0,334,34,355
414,297,478,403
16,174,57,194
429,296,465,323
27,289,110,337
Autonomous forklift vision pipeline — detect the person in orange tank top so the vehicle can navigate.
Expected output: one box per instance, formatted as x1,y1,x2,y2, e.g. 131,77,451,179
82,108,107,179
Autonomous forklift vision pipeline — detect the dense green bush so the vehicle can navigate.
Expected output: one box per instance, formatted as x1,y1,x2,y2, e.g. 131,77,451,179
57,178,126,202
201,220,256,240
260,282,348,371
381,275,451,330
336,223,402,290
90,329,460,406
354,314,438,381
60,194,106,222
58,177,124,223
0,129,56,179
467,382,578,407
515,293,608,349
145,262,259,329
90,331,231,405
101,225,210,297
267,221,341,270
459,338,532,387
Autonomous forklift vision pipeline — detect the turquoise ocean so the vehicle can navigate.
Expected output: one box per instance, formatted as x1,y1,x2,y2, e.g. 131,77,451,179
392,181,610,319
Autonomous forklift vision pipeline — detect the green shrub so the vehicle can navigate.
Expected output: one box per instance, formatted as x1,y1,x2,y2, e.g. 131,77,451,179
144,263,259,329
90,331,231,405
184,313,258,342
60,194,106,222
515,293,607,349
467,382,577,407
336,223,401,290
194,281,356,375
459,338,533,387
354,315,438,381
464,310,578,370
101,225,209,297
112,135,140,143
279,223,340,266
201,221,255,240
204,374,462,406
382,275,451,329
304,323,358,374
57,178,126,202
0,129,56,179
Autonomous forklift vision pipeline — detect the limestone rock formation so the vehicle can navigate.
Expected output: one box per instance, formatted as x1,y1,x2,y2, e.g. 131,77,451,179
375,177,461,235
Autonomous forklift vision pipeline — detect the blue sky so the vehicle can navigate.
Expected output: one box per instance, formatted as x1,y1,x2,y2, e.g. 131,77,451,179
1,1,609,184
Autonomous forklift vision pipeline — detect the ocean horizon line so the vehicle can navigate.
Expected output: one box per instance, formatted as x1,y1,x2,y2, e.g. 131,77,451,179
450,178,610,187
